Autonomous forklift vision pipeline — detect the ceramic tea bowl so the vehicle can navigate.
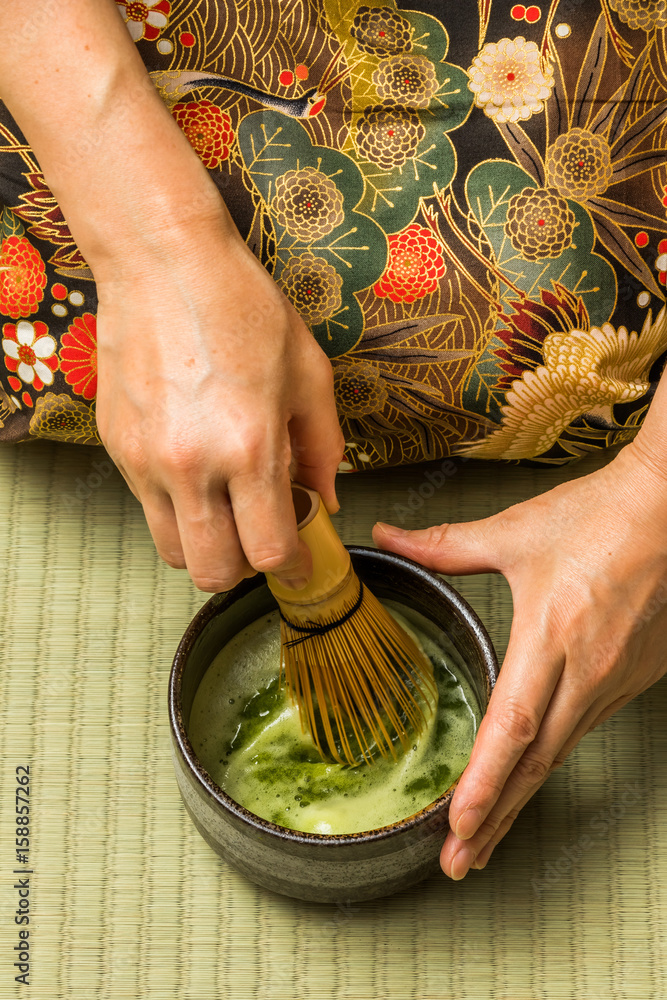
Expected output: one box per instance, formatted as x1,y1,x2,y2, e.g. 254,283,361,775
168,546,498,904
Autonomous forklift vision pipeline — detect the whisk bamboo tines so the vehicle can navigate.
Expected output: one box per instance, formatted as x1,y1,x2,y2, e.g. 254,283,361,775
265,484,438,767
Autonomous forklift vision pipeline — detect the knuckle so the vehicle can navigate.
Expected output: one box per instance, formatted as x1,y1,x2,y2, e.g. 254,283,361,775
425,522,452,548
263,442,293,481
505,805,522,825
198,519,230,549
187,546,247,593
469,775,506,811
225,441,257,473
153,441,200,479
512,749,552,786
475,815,501,842
109,433,148,476
225,427,272,472
494,701,540,749
191,573,240,593
249,547,300,574
490,809,521,847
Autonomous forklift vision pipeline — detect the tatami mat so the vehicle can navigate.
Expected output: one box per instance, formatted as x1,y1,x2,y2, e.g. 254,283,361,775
0,440,665,999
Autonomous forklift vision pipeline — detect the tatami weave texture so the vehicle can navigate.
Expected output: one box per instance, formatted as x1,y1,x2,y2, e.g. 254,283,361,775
0,441,665,999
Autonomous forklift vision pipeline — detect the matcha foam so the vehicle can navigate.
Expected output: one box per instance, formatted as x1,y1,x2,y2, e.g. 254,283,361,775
188,607,480,835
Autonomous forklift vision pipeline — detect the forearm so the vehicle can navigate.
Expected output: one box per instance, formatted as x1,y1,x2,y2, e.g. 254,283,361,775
0,0,231,277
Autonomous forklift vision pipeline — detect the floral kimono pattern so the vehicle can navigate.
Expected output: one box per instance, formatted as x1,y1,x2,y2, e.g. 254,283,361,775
1,0,667,469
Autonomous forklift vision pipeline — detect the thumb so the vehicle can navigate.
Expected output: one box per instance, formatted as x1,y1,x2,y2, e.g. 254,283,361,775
372,519,502,576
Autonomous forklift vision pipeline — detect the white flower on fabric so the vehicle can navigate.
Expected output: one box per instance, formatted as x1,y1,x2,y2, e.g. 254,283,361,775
467,37,554,124
461,307,667,460
2,320,57,387
115,0,171,43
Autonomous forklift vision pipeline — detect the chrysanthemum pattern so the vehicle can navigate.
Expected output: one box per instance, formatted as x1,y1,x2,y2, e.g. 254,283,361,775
349,6,413,56
0,1,662,467
334,362,388,416
372,55,439,109
29,392,100,445
59,313,97,400
546,129,613,202
468,36,554,124
505,187,576,260
374,225,446,302
607,0,667,30
0,236,47,319
172,101,235,170
272,168,345,241
462,307,667,459
279,253,343,326
355,103,425,169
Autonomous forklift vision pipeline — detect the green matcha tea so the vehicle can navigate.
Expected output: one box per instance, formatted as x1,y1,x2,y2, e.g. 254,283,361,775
188,607,481,835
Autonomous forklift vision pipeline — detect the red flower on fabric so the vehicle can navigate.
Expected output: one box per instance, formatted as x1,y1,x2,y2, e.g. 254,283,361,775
2,320,57,391
116,0,171,43
171,101,235,169
374,224,446,303
59,313,97,400
0,235,47,318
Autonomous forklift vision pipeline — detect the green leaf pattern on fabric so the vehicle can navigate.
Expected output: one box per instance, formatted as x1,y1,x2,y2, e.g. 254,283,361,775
238,111,387,356
466,160,617,327
0,0,666,466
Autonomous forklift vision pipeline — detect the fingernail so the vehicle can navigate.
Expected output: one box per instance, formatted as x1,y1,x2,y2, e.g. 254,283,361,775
278,576,310,591
374,522,407,536
471,845,493,870
455,807,482,841
322,493,340,516
450,847,476,881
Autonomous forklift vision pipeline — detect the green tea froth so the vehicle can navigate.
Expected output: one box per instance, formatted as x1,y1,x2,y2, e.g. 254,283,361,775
189,608,480,835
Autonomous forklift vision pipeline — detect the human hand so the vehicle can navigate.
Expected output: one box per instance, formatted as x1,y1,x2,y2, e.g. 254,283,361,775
94,227,343,592
0,0,344,592
373,442,667,878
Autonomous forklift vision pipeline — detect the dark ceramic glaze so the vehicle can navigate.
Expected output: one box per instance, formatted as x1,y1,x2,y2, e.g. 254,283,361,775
169,547,498,904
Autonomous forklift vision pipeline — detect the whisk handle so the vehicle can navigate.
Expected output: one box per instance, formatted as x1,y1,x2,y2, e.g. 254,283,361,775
265,482,351,606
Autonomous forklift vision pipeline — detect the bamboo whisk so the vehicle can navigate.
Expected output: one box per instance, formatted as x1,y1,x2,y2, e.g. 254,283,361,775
265,484,438,767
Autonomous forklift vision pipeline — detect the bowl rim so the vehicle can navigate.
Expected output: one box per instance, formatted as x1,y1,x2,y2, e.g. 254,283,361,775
168,545,498,847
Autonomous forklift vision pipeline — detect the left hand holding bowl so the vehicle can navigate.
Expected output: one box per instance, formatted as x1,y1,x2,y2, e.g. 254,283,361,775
373,441,667,880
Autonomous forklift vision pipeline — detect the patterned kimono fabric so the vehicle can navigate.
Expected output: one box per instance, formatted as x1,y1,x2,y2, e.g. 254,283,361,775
0,0,666,470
